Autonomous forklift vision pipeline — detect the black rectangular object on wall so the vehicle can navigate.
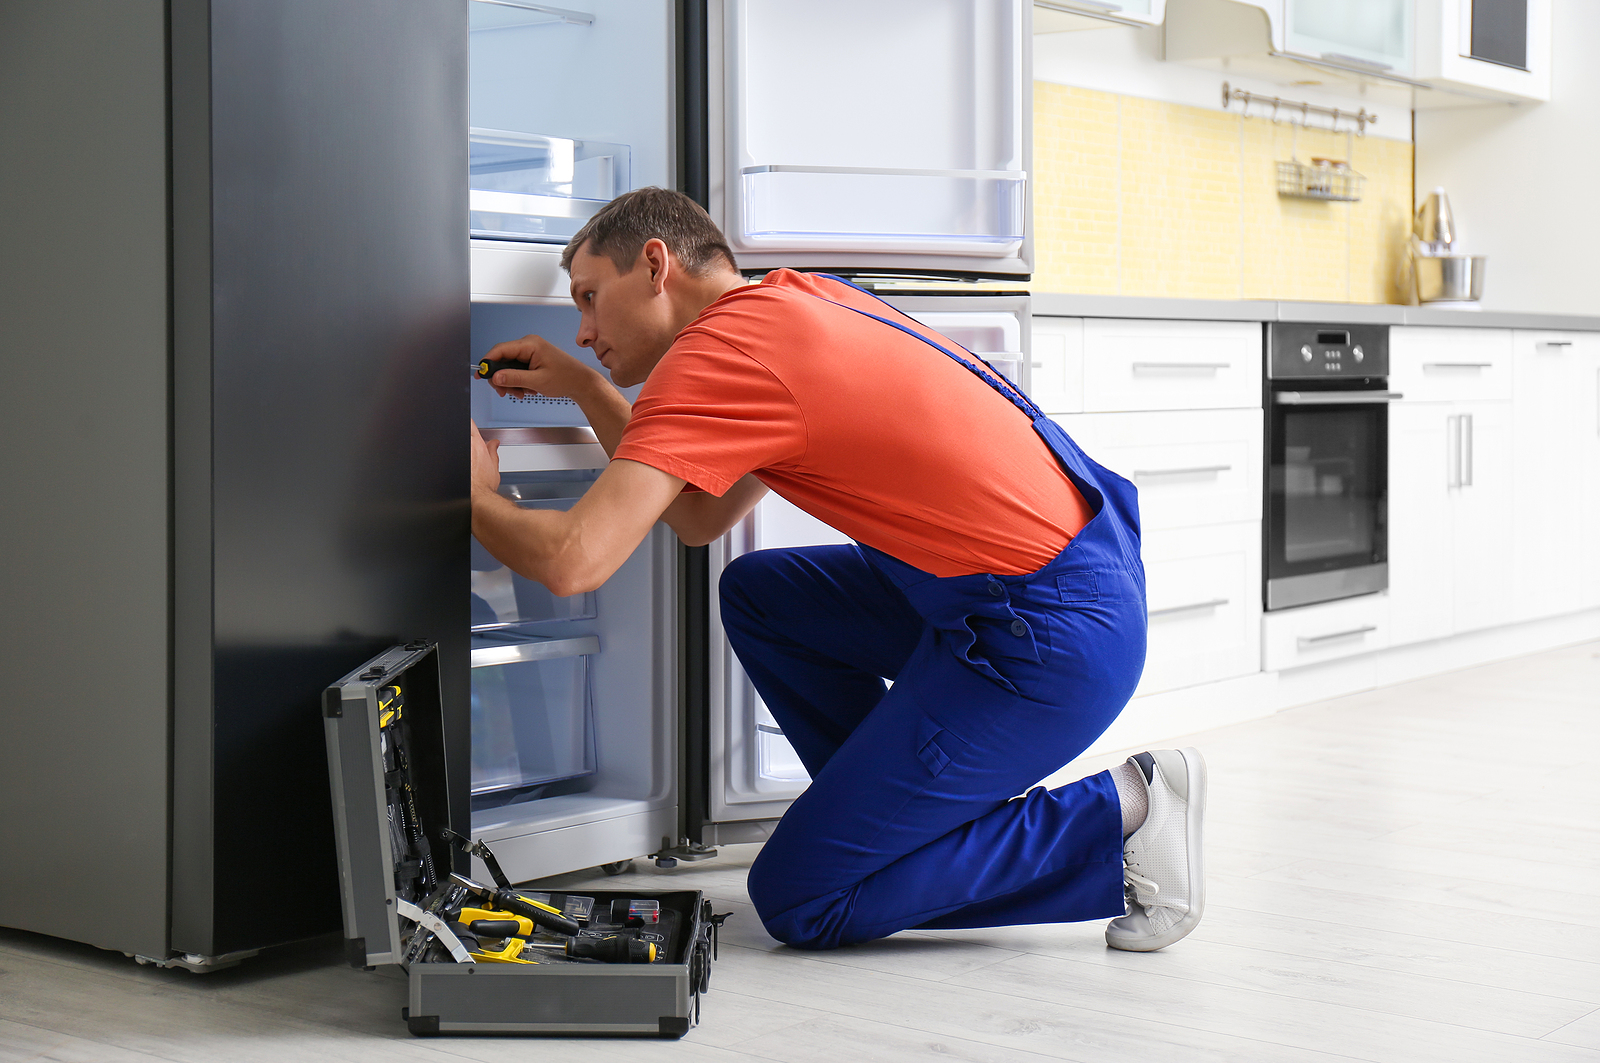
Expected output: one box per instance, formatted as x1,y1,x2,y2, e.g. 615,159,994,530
1470,0,1529,71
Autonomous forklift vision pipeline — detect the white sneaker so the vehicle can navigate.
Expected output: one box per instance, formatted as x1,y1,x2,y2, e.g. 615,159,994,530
1105,747,1207,952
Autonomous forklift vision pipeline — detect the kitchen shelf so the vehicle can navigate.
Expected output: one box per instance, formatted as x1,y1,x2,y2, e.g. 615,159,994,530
1276,160,1364,202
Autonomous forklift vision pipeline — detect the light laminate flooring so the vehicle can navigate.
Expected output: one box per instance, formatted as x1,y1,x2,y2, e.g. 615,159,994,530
4,641,1598,1063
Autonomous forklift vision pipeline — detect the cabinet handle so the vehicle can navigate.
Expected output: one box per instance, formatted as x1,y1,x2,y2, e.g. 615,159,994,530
1132,361,1231,371
1462,412,1474,487
1452,409,1465,489
1030,361,1045,368
1539,341,1573,349
1148,598,1230,618
1297,624,1377,648
1275,391,1403,405
1133,464,1232,479
1423,361,1493,369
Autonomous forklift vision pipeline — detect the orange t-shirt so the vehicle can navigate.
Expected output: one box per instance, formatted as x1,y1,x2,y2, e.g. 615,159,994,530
612,271,1093,577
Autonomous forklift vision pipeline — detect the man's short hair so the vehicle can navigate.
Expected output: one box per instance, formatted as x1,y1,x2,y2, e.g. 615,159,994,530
560,187,739,278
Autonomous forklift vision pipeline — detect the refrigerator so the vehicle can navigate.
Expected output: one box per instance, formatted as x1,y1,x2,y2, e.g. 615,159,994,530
0,0,1030,969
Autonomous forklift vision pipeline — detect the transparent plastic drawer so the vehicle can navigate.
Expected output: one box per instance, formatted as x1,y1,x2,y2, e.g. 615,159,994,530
470,128,630,244
471,483,596,629
739,167,1026,249
470,631,599,794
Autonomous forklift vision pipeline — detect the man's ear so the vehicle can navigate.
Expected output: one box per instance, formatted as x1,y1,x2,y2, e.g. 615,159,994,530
642,238,672,295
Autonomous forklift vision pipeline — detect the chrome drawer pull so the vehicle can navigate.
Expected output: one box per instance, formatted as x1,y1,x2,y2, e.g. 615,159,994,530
1133,464,1232,478
1539,341,1573,348
1275,391,1403,405
1132,361,1231,371
1297,624,1377,648
1422,361,1492,368
1148,598,1230,618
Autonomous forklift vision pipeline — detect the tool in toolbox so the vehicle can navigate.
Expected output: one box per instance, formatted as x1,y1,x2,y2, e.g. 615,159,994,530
325,641,734,1037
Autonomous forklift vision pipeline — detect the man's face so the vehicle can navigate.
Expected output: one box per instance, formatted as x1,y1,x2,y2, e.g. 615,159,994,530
569,244,678,389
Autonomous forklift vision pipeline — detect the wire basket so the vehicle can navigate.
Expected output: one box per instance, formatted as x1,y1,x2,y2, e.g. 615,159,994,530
1276,159,1364,202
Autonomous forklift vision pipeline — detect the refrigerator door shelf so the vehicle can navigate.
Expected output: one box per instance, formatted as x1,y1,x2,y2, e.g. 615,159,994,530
739,167,1026,255
715,0,1031,276
481,427,609,473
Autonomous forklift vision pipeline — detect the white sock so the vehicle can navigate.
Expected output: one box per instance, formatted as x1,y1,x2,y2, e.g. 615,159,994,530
1111,761,1149,837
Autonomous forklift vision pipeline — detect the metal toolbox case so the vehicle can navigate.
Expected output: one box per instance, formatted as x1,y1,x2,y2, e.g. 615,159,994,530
323,642,718,1038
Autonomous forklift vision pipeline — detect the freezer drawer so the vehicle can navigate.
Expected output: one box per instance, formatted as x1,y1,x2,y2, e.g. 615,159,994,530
470,633,599,794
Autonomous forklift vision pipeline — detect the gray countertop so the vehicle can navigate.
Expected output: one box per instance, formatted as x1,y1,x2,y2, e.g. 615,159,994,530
1030,292,1600,332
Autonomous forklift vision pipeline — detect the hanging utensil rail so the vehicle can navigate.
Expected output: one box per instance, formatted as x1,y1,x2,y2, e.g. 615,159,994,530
1221,82,1377,136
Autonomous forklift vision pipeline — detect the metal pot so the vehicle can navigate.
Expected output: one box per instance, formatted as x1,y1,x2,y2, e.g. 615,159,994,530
1413,252,1487,302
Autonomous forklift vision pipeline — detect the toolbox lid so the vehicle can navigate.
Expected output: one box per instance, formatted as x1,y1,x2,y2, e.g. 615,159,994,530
323,642,453,968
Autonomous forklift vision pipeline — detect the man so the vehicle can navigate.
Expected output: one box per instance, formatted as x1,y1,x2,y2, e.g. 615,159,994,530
470,187,1206,953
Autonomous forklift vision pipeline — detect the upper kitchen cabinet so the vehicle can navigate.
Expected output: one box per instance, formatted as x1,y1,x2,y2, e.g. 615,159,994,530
1166,0,1419,105
1034,0,1167,31
709,0,1032,278
1414,0,1551,104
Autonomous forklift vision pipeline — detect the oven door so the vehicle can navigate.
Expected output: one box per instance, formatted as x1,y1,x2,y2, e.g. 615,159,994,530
1264,385,1397,610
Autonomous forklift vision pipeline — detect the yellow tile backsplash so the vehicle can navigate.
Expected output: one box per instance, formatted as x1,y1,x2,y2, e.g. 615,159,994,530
1033,83,1413,303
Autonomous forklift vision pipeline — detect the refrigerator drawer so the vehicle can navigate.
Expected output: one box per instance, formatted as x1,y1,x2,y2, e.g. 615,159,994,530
471,633,599,794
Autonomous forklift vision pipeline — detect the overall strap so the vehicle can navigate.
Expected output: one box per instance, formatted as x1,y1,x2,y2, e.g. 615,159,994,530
807,273,1047,424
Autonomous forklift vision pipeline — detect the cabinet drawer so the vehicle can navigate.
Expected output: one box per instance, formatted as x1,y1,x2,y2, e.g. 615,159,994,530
1083,319,1262,412
1030,316,1084,414
1262,593,1392,672
1390,327,1513,403
1055,408,1262,530
1137,522,1262,697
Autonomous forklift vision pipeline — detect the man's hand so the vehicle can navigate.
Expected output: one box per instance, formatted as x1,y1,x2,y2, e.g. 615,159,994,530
470,419,500,499
482,334,603,401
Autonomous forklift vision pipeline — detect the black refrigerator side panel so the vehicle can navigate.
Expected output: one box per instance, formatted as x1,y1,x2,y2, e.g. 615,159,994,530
0,1,173,958
170,0,470,956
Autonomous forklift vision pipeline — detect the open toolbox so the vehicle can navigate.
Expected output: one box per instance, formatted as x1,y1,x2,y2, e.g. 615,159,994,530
323,642,723,1037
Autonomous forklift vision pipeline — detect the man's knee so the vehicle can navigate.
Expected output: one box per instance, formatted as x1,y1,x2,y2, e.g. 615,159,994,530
747,845,850,951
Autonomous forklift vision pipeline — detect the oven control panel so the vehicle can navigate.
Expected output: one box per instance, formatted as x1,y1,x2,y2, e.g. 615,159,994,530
1267,322,1388,380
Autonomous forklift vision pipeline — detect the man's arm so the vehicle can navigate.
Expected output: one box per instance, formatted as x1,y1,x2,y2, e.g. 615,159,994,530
480,335,632,455
659,474,769,547
472,423,684,595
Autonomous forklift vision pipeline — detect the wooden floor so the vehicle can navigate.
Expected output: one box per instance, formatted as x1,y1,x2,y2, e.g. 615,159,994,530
4,641,1599,1063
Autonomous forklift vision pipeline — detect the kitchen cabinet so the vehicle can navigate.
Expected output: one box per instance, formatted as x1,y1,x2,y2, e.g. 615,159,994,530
1082,318,1262,412
1138,522,1263,695
1511,331,1600,620
1262,590,1392,671
1387,398,1514,645
1415,0,1552,105
1389,326,1514,404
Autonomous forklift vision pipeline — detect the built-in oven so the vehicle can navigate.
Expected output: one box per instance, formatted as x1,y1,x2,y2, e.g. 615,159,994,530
1264,323,1401,611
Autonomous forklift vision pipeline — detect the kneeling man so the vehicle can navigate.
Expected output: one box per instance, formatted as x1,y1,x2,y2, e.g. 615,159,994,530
470,187,1206,952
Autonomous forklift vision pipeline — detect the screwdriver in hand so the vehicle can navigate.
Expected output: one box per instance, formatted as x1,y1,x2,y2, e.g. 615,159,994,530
474,357,530,380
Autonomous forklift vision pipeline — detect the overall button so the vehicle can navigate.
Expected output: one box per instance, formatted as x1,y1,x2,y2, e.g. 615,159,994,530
987,581,1005,597
1010,619,1027,637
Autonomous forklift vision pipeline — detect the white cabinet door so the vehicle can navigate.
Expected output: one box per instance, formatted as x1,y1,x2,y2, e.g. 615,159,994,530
714,0,1030,276
1387,401,1456,646
1286,0,1415,75
1390,327,1514,404
1415,0,1551,104
1450,400,1514,633
1056,409,1263,530
1511,332,1588,621
1576,340,1600,609
1030,317,1084,415
1138,522,1261,696
1262,591,1393,672
1082,319,1262,413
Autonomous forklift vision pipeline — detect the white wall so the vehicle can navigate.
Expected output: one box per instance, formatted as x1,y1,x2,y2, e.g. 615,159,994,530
1033,19,1413,141
1414,0,1600,314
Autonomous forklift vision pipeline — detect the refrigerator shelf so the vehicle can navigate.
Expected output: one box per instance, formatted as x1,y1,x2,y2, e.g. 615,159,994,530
469,128,629,244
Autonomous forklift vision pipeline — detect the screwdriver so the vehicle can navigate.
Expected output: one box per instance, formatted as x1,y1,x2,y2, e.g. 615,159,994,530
474,357,530,380
525,934,658,964
448,873,584,937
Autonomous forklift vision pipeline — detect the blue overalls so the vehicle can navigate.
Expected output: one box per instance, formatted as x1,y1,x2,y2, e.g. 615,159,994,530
721,279,1149,950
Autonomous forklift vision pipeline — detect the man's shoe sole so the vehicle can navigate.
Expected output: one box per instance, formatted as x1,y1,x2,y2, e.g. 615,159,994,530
1106,746,1207,952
